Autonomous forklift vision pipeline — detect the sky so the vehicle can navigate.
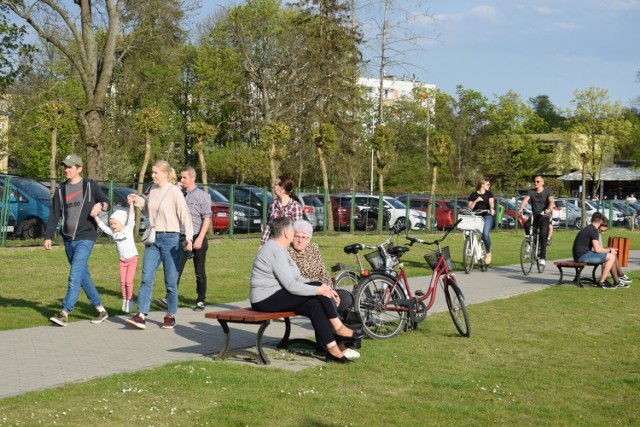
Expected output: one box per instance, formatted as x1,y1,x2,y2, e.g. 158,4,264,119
196,0,639,111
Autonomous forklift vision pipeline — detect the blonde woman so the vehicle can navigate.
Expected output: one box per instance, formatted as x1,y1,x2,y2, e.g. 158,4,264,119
467,178,495,264
125,160,193,330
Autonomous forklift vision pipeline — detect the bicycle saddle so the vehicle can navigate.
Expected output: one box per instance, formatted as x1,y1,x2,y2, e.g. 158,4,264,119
387,246,410,256
343,243,364,254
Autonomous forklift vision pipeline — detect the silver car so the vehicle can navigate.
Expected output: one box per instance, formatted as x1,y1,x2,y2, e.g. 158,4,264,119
553,198,583,228
299,193,326,231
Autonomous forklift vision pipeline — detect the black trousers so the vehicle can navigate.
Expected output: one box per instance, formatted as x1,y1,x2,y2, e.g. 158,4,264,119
533,214,550,260
178,237,208,303
252,288,339,348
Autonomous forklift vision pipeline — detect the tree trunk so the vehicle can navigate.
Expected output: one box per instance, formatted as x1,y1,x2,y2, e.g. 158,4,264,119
135,128,152,236
49,127,57,198
429,165,438,231
82,109,105,180
196,137,207,186
316,144,333,231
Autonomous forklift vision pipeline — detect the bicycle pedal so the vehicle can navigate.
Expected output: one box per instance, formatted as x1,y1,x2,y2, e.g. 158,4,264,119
414,290,424,296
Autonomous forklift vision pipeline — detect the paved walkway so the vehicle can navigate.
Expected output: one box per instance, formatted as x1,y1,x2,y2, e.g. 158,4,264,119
1,251,639,399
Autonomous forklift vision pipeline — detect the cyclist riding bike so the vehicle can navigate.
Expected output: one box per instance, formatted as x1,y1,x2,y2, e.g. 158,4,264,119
467,178,495,265
518,176,555,266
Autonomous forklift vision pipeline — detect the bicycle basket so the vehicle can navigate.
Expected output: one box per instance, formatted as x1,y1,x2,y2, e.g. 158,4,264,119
364,249,399,270
424,246,453,271
457,215,485,232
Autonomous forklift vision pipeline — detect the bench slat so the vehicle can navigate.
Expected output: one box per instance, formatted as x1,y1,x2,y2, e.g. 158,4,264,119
205,308,296,322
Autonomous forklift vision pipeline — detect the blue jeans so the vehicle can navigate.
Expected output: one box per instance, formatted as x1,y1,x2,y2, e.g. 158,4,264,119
577,251,606,264
62,240,102,313
137,232,181,315
482,215,494,253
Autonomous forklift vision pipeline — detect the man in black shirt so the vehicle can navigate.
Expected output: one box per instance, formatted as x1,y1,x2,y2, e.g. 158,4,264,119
518,176,554,266
572,212,619,288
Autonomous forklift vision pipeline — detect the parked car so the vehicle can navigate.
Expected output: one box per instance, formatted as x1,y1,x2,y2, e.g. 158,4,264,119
99,186,150,234
359,205,392,231
339,193,426,230
211,184,273,215
328,195,362,231
553,198,582,228
203,186,261,233
0,207,17,239
395,195,449,229
562,198,625,226
299,192,326,231
0,174,51,239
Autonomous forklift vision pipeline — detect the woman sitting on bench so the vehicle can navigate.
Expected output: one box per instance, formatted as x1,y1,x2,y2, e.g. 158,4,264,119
572,212,619,289
250,217,363,364
597,217,632,288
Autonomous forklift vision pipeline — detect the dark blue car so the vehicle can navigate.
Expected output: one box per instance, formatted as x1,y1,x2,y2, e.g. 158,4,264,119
0,174,51,239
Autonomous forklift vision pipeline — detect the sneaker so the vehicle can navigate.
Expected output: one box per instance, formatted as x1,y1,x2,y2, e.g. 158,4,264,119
161,314,175,329
484,253,492,264
617,282,630,288
599,282,617,289
193,301,205,311
619,274,632,283
547,238,552,246
154,298,168,310
91,310,109,324
539,259,546,266
343,348,361,360
121,299,127,312
125,300,134,313
49,312,68,327
125,313,146,329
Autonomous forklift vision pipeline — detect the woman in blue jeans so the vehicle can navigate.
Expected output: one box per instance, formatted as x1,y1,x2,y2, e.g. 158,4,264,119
125,160,193,330
467,178,495,264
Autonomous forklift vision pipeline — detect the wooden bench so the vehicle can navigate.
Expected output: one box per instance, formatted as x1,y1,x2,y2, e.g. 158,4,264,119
204,308,317,365
554,261,602,287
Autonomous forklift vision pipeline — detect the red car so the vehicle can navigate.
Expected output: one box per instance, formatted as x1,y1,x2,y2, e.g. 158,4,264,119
395,195,454,229
329,195,362,231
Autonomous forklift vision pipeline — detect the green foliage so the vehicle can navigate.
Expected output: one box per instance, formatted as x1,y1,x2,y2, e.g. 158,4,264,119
0,5,34,91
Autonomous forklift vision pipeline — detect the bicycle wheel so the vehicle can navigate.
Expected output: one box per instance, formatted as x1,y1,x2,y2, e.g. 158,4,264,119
520,237,533,275
354,274,407,339
443,279,471,337
462,235,474,274
333,270,360,292
479,240,488,272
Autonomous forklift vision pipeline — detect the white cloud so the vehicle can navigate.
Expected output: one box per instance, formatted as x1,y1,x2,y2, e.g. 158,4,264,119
469,6,502,22
554,22,581,30
532,6,553,15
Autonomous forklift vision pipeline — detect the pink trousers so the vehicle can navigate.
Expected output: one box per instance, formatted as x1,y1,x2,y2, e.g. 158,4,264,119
119,256,138,300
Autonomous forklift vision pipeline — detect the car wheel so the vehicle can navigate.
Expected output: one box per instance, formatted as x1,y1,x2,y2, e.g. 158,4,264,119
394,217,406,229
21,218,44,239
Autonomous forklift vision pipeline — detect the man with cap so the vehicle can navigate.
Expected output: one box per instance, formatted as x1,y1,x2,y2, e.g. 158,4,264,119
44,154,111,326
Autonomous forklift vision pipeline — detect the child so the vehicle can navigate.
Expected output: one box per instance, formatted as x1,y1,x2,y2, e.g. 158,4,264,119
94,202,139,312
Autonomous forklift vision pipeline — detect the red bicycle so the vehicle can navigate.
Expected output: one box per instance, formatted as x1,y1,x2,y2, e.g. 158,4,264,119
353,219,471,339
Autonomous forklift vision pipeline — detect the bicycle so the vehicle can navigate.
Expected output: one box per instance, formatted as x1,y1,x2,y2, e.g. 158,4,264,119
519,213,549,275
458,209,490,274
330,223,404,292
353,219,471,339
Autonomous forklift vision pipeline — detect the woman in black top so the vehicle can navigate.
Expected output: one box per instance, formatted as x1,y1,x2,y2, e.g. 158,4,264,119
467,178,495,264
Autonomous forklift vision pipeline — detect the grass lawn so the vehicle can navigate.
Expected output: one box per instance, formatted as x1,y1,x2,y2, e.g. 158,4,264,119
0,228,638,425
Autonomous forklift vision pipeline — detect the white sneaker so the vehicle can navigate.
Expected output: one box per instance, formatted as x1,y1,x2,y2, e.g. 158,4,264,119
343,348,361,360
121,299,127,312
539,259,546,266
124,300,134,313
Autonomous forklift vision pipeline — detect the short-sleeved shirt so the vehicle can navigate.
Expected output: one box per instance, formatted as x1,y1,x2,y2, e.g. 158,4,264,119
572,224,599,260
184,186,212,236
528,188,553,215
468,190,494,212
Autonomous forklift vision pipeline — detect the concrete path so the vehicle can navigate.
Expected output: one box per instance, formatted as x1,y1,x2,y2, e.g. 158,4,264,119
1,251,639,399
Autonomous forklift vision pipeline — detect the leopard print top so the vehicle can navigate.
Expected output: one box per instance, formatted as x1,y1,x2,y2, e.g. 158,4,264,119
287,242,331,285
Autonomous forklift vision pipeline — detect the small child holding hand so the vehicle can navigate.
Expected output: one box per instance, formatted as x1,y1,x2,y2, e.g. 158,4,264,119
94,201,139,312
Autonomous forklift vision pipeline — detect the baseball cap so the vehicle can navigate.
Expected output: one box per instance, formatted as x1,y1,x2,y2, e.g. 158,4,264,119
61,154,83,167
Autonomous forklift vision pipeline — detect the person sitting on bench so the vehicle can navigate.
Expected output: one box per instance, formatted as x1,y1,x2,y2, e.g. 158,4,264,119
572,212,619,289
250,216,363,364
597,217,632,288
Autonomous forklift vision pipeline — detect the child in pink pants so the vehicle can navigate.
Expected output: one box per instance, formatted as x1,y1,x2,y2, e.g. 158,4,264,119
94,201,139,312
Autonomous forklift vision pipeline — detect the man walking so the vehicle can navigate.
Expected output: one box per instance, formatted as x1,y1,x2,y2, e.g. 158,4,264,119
177,166,212,310
44,154,111,326
518,175,554,266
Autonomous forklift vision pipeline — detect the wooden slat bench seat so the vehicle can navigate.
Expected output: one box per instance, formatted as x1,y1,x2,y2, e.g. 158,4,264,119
205,308,317,365
554,261,602,287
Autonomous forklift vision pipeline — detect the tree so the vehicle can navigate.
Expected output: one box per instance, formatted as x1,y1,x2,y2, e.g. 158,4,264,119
0,5,34,91
528,95,566,132
1,0,122,179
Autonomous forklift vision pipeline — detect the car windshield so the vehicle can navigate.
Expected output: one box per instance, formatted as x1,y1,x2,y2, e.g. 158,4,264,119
384,197,406,209
12,177,51,201
250,188,272,203
207,188,229,203
500,199,517,210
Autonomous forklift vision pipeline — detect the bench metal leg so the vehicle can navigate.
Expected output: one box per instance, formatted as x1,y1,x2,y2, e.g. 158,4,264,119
556,266,585,287
277,318,320,352
209,319,272,365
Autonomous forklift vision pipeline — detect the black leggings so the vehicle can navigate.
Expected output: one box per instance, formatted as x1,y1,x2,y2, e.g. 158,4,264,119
252,289,339,348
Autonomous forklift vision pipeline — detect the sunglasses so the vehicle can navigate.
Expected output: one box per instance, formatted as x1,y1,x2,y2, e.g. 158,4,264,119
534,180,542,183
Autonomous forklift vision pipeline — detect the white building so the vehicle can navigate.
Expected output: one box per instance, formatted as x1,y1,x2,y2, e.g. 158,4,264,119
358,75,436,105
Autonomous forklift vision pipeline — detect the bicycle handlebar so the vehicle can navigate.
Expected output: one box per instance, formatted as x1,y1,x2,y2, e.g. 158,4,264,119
344,223,406,252
460,208,491,216
405,218,462,247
